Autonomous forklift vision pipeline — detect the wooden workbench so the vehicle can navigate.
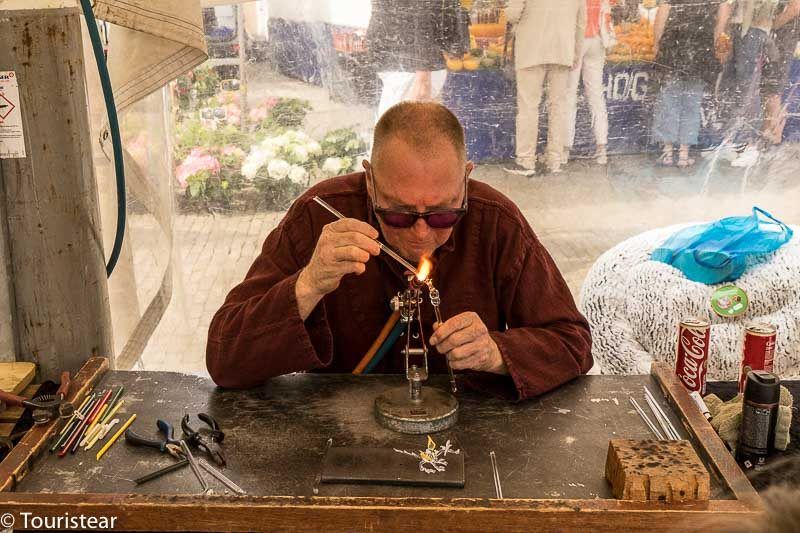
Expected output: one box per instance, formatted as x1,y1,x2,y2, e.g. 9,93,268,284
0,358,769,531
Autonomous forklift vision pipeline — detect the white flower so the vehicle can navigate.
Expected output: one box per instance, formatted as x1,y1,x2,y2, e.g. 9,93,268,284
289,145,309,164
307,140,322,155
322,157,343,175
241,160,260,180
259,137,279,152
267,158,291,179
272,134,290,148
345,139,361,152
288,165,308,184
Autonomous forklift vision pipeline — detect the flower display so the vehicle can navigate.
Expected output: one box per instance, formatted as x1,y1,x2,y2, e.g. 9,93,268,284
175,147,220,189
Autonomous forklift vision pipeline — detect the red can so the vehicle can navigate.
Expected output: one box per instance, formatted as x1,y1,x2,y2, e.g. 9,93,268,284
676,318,711,394
739,323,777,393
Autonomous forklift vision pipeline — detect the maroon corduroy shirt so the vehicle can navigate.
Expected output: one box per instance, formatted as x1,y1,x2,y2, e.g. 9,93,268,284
206,172,593,400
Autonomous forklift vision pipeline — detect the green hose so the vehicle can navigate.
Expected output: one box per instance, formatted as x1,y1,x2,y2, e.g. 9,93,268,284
80,0,126,277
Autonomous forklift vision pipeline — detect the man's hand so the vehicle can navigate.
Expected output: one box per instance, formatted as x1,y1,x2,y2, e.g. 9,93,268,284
295,218,381,320
429,312,508,375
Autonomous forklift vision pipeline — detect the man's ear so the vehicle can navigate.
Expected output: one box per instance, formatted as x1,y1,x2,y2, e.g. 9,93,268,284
465,160,475,178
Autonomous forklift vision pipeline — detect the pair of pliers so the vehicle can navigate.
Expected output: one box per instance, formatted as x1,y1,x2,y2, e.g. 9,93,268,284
124,419,182,458
181,413,226,466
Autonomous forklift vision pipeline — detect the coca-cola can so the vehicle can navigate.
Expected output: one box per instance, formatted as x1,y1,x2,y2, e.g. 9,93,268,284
676,318,711,394
739,322,777,393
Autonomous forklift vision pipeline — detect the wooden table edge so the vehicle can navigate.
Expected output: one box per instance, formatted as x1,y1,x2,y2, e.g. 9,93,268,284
0,359,765,531
651,362,762,510
0,357,109,492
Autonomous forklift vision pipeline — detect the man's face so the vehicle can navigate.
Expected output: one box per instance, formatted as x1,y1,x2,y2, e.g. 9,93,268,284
365,137,472,263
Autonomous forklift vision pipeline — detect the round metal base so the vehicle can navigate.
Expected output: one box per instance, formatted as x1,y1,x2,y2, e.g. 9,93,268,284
374,386,459,434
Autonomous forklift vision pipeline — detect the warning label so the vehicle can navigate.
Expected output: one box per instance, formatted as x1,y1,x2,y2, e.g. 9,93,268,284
0,71,26,158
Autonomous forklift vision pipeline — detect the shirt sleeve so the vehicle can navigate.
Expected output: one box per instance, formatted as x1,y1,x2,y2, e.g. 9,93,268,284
205,206,334,389
489,230,594,401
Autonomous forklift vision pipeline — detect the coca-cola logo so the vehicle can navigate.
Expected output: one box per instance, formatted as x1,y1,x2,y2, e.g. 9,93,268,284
680,327,706,388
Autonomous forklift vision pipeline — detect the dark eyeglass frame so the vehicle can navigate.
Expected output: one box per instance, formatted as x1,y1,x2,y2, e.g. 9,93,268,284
367,167,469,229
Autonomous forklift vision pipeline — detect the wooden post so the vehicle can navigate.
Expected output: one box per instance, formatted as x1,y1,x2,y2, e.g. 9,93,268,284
0,7,114,381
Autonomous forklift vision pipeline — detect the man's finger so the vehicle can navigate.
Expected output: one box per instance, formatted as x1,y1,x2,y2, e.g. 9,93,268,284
448,347,484,370
334,231,381,256
335,261,366,276
430,313,474,344
328,218,379,239
332,245,370,264
435,327,479,354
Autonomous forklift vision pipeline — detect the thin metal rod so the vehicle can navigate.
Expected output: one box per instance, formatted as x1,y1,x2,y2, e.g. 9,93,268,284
313,196,420,276
433,306,458,394
198,458,247,495
489,450,503,499
644,388,680,440
313,438,333,495
645,387,680,439
629,397,665,440
644,394,675,441
180,441,209,493
134,459,189,485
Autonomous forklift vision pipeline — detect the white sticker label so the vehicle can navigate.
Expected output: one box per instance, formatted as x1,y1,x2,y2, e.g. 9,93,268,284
0,71,26,159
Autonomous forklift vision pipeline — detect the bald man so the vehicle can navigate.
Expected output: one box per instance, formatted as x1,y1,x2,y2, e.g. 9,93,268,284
206,102,592,400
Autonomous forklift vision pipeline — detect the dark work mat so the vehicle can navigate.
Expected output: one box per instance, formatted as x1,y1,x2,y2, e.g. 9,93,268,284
321,441,465,487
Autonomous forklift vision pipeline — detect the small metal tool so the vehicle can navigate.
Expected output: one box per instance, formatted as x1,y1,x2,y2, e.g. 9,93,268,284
0,372,74,424
489,451,503,499
124,419,183,458
180,440,210,493
312,196,420,276
629,397,665,440
134,458,189,485
198,458,246,495
182,413,226,466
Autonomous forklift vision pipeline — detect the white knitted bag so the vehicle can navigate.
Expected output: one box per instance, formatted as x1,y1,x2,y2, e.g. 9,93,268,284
579,225,800,379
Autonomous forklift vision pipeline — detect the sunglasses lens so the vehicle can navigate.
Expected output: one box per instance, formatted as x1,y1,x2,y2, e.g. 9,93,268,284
381,212,417,228
425,212,461,228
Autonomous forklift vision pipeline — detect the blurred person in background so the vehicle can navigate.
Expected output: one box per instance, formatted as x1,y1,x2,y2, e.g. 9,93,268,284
715,0,784,167
367,0,468,120
761,0,800,146
564,0,615,166
652,0,719,168
504,0,586,176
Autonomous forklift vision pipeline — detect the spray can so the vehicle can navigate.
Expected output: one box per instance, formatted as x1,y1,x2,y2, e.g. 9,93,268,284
737,371,780,468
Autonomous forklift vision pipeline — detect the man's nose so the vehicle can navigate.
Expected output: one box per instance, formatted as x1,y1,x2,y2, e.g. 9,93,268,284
412,217,430,238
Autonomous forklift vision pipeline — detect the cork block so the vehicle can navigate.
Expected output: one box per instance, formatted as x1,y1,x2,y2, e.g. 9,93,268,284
605,439,710,502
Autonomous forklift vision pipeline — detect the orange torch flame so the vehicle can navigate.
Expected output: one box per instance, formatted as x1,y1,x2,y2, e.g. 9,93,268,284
416,257,432,282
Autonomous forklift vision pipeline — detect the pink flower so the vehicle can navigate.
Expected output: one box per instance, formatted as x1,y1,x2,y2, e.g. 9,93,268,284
264,97,279,109
248,106,268,123
224,103,241,118
221,145,246,158
220,91,240,105
174,147,220,188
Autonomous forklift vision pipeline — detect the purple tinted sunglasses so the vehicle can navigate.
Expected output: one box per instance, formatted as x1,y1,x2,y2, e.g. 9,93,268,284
369,169,468,229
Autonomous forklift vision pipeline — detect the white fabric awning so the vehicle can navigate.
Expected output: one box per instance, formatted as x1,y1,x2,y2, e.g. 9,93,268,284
94,1,208,112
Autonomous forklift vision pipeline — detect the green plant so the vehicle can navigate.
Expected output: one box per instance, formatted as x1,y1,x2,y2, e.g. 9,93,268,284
259,98,312,132
320,127,366,159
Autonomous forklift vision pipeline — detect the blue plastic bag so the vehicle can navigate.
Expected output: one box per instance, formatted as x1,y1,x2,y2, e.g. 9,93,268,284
651,207,794,284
